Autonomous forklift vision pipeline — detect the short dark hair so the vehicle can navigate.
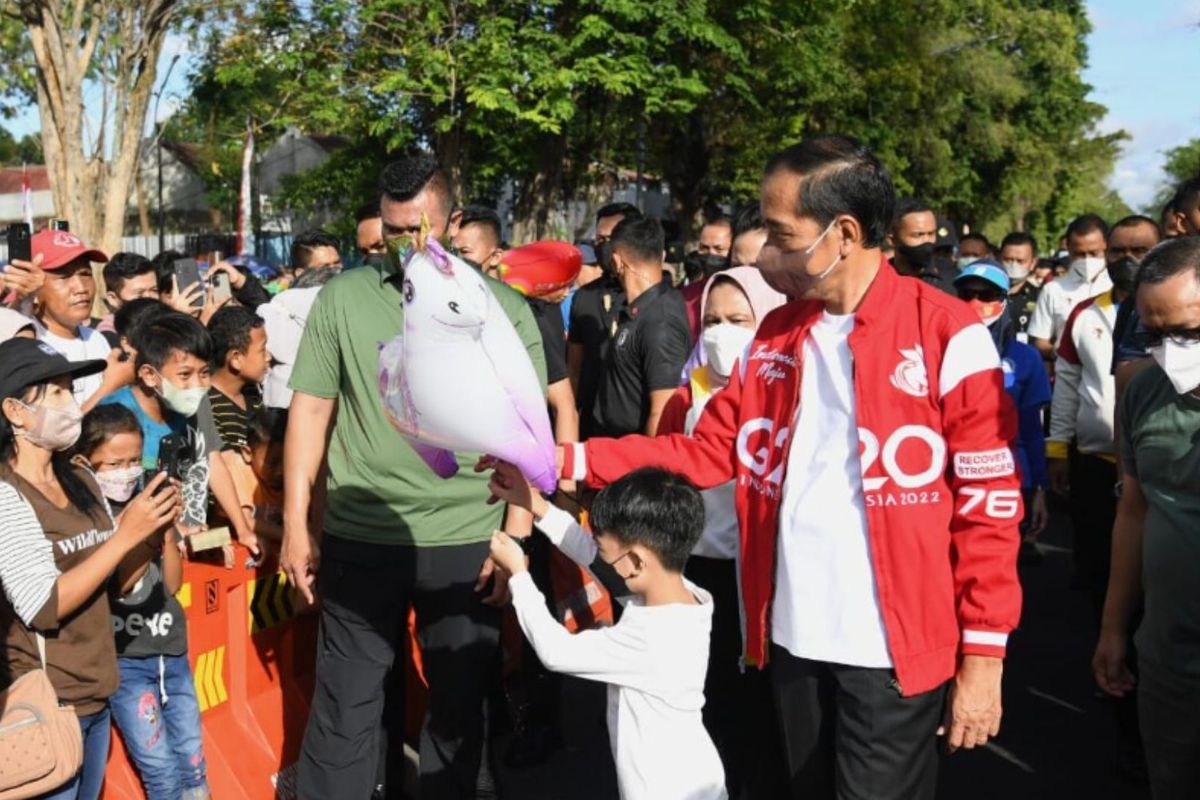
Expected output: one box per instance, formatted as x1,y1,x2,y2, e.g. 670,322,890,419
959,232,991,251
1065,213,1109,244
290,230,340,271
1136,236,1200,288
892,197,934,228
610,216,665,265
589,468,704,572
208,304,264,368
74,403,143,462
103,252,154,294
731,203,764,238
1170,176,1200,216
114,297,172,340
458,204,502,247
354,201,380,224
379,155,453,217
1111,214,1163,241
292,267,338,289
1000,231,1038,254
247,405,289,450
150,250,185,294
134,312,212,372
765,135,895,248
596,202,642,226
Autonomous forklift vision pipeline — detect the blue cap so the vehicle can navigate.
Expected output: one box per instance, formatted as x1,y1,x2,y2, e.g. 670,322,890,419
953,259,1008,293
575,243,598,265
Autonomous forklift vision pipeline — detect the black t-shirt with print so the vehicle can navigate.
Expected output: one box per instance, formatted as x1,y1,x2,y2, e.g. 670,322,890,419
591,282,691,438
529,298,569,385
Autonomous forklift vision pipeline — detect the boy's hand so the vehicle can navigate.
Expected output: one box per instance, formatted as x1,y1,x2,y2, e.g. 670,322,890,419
475,455,538,513
489,530,528,577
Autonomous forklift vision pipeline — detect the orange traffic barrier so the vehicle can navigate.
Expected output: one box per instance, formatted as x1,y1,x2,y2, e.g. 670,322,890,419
104,548,318,799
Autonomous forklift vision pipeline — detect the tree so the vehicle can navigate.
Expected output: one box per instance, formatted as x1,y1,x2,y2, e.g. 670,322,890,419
170,0,1124,253
2,0,177,259
1154,138,1200,210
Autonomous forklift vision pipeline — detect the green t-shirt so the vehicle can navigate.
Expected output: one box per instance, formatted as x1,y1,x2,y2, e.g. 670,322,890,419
1120,366,1200,676
289,262,547,546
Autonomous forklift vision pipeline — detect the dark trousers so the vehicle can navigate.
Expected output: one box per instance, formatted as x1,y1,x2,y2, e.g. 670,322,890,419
770,645,946,800
298,536,500,800
1139,661,1200,800
685,556,787,799
1068,452,1143,756
1068,451,1118,616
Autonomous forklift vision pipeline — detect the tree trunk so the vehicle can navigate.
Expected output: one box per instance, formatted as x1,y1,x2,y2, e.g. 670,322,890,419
22,0,176,313
511,133,566,243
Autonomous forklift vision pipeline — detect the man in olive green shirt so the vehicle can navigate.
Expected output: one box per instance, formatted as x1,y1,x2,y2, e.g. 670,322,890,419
1093,236,1200,800
283,156,545,799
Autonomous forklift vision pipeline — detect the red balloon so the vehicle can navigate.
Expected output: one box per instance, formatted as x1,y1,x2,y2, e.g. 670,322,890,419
498,241,582,298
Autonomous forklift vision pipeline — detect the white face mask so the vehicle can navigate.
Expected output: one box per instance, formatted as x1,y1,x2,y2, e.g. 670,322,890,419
1150,339,1200,395
1004,260,1031,281
1070,256,1107,283
957,256,979,271
95,465,144,504
702,323,756,378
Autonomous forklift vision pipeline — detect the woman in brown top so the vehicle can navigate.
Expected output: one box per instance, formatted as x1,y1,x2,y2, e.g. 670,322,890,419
0,337,178,800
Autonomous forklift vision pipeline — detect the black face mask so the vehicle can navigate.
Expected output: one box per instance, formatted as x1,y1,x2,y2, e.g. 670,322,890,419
683,251,728,283
362,253,386,269
897,242,935,272
1107,256,1140,293
594,240,615,275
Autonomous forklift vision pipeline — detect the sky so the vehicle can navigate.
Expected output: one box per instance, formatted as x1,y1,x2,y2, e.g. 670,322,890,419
6,4,1198,213
1084,0,1199,210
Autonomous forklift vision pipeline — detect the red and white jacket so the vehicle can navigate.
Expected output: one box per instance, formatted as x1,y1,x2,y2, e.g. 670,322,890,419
564,261,1023,696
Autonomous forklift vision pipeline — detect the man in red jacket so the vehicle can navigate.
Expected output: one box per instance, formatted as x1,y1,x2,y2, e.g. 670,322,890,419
556,135,1022,798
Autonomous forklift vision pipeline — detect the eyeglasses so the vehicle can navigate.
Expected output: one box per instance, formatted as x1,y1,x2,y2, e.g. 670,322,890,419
957,288,1005,303
1135,325,1200,349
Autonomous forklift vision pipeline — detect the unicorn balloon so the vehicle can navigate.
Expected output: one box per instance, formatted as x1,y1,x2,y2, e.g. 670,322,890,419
377,229,558,493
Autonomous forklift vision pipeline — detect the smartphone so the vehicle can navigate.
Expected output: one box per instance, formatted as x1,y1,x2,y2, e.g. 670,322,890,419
172,258,205,308
6,223,31,265
209,270,232,304
156,433,194,482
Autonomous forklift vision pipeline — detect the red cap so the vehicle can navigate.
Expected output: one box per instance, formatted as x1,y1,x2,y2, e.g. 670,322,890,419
31,229,108,271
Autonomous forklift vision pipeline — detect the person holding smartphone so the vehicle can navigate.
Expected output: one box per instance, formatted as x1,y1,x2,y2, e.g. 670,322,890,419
0,338,180,800
26,230,114,408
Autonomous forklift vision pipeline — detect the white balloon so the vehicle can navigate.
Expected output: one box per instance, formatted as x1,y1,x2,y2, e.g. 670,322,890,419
378,241,557,493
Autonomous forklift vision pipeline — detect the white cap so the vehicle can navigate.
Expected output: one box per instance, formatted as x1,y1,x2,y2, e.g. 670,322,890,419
257,287,322,409
0,308,36,343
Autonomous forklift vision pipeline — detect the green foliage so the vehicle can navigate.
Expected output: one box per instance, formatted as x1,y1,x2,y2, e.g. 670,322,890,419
0,126,43,165
168,0,1124,249
1154,138,1200,210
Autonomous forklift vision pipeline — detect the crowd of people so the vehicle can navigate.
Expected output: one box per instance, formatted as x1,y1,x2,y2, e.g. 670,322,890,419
0,137,1197,800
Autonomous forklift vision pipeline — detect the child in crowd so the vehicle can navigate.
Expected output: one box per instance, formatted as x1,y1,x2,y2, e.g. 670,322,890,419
74,404,210,800
656,266,785,796
100,312,258,552
223,406,287,545
486,462,727,800
206,305,270,451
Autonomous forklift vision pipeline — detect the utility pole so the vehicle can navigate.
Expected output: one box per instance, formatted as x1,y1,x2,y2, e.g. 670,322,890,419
151,54,180,254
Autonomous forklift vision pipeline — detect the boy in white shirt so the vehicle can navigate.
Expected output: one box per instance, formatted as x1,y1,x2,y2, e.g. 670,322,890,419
486,462,727,800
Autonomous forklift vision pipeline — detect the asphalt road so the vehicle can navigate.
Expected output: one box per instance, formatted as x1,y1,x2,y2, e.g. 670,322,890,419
494,507,1151,800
